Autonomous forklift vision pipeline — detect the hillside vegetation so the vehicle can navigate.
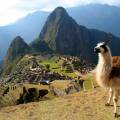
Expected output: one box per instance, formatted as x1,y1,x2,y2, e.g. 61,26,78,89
0,53,96,107
30,7,120,62
1,53,94,84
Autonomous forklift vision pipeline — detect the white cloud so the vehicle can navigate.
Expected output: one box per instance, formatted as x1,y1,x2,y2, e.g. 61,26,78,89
0,0,28,26
0,0,120,26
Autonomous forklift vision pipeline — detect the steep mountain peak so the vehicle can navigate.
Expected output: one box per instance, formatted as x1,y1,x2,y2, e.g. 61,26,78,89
36,6,79,52
43,6,69,27
30,7,73,52
30,7,120,63
4,36,29,66
51,6,68,17
12,36,26,44
54,6,66,11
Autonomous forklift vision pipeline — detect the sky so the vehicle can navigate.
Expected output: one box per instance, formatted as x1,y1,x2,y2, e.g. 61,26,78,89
0,0,120,26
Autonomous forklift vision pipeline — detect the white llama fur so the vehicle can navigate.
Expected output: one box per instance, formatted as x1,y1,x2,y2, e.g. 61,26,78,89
95,41,120,117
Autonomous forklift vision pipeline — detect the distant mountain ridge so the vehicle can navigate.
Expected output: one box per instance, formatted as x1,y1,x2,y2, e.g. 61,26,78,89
0,11,49,60
68,4,120,37
0,4,120,60
30,7,120,62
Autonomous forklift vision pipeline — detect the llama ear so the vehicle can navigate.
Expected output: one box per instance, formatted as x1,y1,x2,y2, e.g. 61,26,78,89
104,33,112,45
104,34,112,45
104,39,111,45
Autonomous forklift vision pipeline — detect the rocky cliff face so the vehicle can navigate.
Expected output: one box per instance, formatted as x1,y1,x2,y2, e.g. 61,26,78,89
4,36,29,65
2,36,30,76
30,7,120,62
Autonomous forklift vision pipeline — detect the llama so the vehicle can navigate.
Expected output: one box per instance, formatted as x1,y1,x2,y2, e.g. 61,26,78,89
94,40,120,117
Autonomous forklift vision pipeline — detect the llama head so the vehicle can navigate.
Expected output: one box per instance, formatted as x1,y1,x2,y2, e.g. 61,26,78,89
94,40,111,54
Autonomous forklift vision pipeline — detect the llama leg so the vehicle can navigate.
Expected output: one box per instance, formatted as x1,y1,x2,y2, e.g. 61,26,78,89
105,88,113,106
113,91,119,117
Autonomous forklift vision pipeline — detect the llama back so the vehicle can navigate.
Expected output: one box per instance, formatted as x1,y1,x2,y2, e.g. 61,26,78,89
112,56,120,68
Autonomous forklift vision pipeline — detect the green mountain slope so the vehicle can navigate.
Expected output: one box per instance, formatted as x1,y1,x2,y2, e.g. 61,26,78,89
4,36,29,65
31,7,120,62
3,36,30,75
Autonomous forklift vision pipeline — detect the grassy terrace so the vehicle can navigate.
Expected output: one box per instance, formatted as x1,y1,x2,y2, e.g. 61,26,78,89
83,73,98,90
0,73,97,108
0,55,97,109
40,56,96,90
40,56,77,78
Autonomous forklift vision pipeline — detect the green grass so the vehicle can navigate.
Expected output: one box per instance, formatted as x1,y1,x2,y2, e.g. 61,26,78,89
83,73,98,90
40,57,77,78
40,57,96,89
51,80,70,90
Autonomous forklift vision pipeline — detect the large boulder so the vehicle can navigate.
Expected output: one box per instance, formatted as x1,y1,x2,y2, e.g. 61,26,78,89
38,89,49,98
16,87,49,104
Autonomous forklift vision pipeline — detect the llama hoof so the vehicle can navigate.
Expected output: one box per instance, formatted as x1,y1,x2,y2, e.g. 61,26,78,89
114,113,118,118
105,103,110,106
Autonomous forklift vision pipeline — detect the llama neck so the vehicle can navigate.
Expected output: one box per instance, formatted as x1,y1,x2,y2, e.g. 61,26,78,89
97,52,112,75
96,52,112,87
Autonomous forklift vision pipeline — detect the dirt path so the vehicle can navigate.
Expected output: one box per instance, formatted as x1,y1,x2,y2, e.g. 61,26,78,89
0,88,119,120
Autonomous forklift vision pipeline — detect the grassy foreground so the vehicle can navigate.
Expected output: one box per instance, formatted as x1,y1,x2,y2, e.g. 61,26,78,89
0,88,118,120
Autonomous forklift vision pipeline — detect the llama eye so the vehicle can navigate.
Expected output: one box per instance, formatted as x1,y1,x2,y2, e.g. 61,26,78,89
101,45,105,48
100,45,108,52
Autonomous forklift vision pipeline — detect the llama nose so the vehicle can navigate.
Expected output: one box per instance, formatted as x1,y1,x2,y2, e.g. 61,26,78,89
94,48,97,52
94,48,100,53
